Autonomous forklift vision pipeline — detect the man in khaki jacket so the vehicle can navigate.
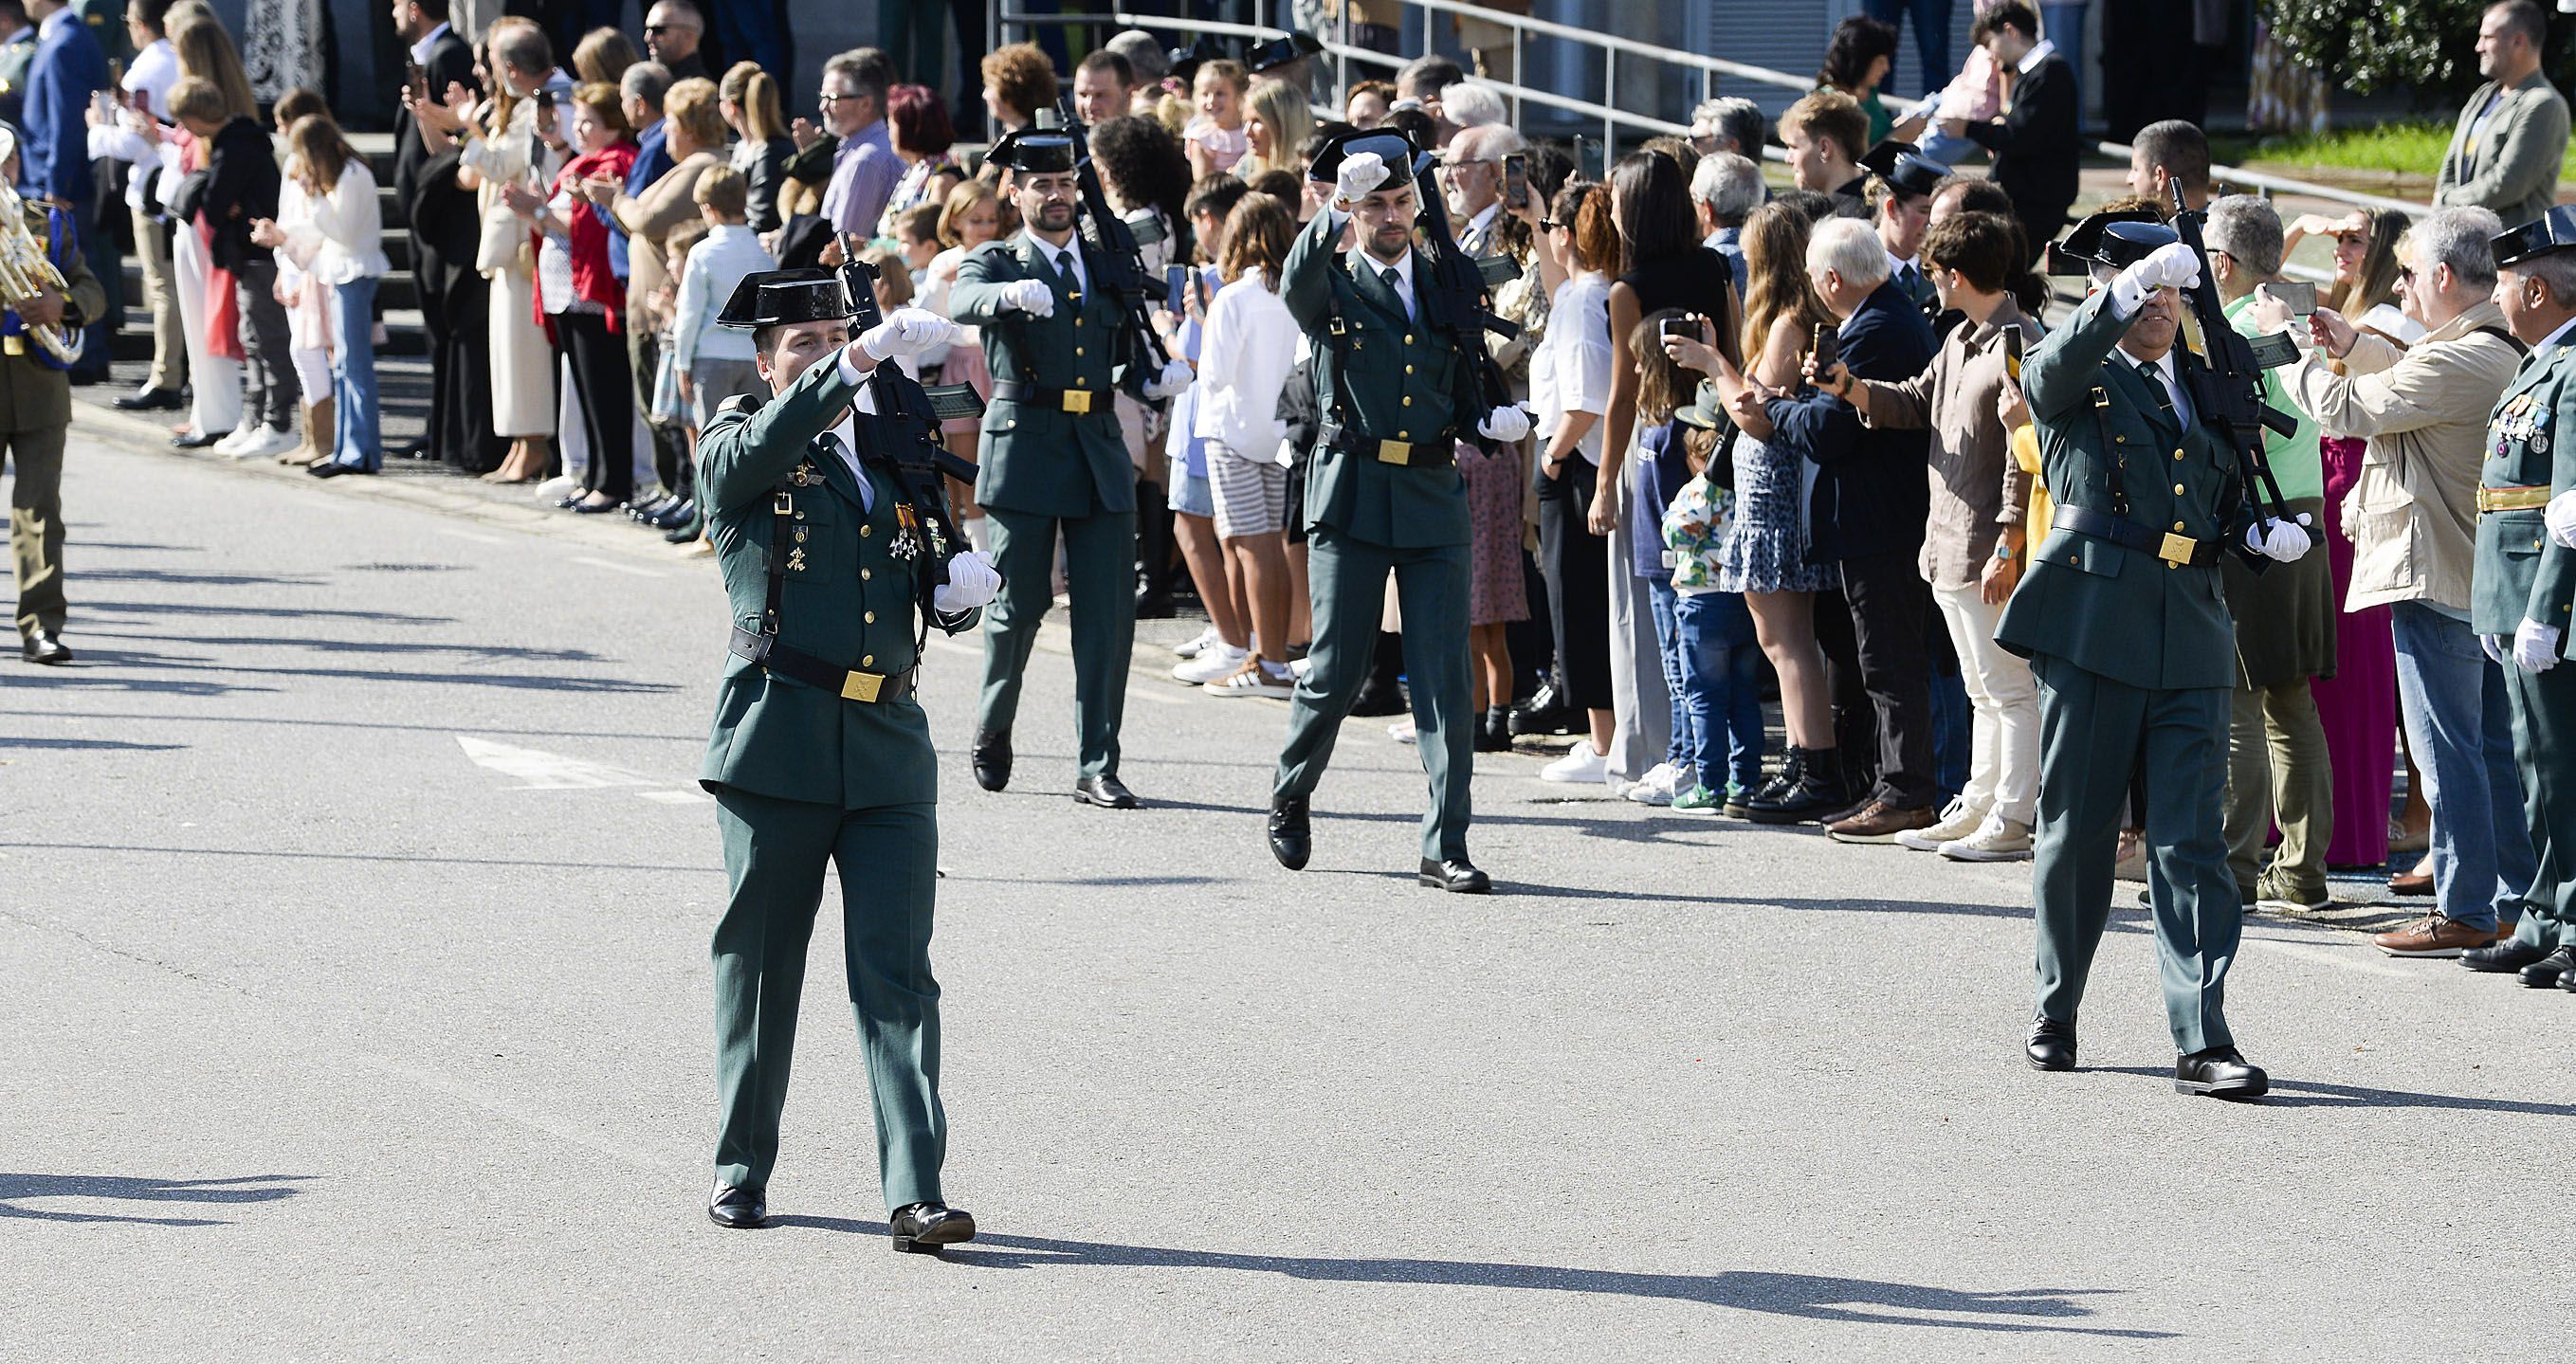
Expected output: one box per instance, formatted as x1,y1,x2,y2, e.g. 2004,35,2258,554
2268,205,2535,956
2435,1,2569,230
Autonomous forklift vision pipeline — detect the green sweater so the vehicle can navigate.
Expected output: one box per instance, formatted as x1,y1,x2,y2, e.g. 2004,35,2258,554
2223,293,2325,501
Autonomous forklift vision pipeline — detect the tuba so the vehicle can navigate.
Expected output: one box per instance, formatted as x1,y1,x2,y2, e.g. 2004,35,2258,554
0,118,82,368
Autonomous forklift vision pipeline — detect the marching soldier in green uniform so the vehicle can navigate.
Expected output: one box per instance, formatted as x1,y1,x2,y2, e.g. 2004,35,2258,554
948,128,1193,809
1996,213,2311,1098
692,269,1001,1249
2467,207,2576,990
0,121,98,664
1263,129,1531,894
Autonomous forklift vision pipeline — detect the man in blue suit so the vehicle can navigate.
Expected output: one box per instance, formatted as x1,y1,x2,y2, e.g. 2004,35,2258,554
20,0,105,381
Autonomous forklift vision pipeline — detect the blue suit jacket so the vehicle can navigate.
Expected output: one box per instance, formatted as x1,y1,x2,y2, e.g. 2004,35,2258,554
21,11,103,204
610,119,672,280
1763,280,1938,564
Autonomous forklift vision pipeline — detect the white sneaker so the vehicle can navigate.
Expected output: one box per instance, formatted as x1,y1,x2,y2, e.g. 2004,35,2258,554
1172,627,1218,659
1897,799,1990,851
1388,718,1417,744
1941,813,2035,863
1539,743,1608,784
212,425,261,455
1623,761,1681,806
1171,643,1249,684
1205,659,1295,699
1288,656,1313,679
533,474,578,501
231,426,301,460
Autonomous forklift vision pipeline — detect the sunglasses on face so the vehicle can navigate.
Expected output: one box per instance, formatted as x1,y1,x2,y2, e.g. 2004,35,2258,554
818,91,861,104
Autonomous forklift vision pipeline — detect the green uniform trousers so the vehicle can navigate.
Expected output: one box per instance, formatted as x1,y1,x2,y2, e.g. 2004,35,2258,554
7,424,66,640
1275,524,1474,862
977,505,1136,779
2030,653,2240,1055
2223,678,2333,895
710,786,945,1209
2504,662,2576,950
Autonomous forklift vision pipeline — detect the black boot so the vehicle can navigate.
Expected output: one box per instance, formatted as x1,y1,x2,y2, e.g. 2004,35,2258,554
1742,746,1848,825
1476,706,1513,753
1348,631,1407,717
1134,475,1176,618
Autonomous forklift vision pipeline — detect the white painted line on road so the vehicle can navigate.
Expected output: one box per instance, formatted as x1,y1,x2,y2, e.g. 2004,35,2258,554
568,555,667,577
2251,937,2417,979
640,790,712,804
923,628,1182,702
437,528,504,544
455,736,661,790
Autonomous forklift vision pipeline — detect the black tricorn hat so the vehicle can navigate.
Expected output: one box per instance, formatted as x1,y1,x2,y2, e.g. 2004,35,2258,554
1245,30,1324,73
1306,126,1420,189
988,128,1080,174
1859,139,1950,200
2495,205,2576,268
717,268,851,329
2045,209,2176,277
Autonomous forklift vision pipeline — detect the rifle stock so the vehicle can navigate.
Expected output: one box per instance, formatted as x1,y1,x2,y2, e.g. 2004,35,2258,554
1407,152,1516,452
1059,98,1174,375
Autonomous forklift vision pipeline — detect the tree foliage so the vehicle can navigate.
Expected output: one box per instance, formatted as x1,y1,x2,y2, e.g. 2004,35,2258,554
2262,0,2543,108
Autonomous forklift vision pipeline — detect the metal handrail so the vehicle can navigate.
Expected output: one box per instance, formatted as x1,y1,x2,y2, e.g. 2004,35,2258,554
2093,141,2434,219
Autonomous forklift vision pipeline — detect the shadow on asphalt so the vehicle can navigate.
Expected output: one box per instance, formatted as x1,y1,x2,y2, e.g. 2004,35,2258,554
766,1216,2171,1337
0,1173,312,1226
0,737,186,752
2092,1067,2576,1116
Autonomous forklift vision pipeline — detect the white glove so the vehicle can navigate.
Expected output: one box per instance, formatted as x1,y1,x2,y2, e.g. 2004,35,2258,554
1476,405,1532,443
2111,241,2203,315
2246,512,2313,563
933,550,1001,615
2549,489,2576,548
2483,634,2510,666
1334,150,1392,205
2515,617,2563,672
1001,278,1055,317
857,307,957,362
1141,357,1193,401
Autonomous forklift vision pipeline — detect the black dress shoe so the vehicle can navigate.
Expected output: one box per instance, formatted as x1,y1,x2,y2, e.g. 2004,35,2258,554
1418,857,1491,893
2026,1016,2076,1072
2519,945,2576,989
171,427,229,449
664,516,703,545
888,1201,976,1253
649,499,697,530
2462,937,2551,973
1268,795,1310,870
572,498,625,515
1347,682,1406,718
706,1183,768,1228
307,461,372,479
1071,773,1141,809
20,630,72,665
2174,1046,2268,1100
556,494,584,509
115,388,185,410
1134,588,1177,619
970,729,1011,791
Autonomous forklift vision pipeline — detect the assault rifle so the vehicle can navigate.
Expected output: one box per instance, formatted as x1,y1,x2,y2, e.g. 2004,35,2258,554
1057,97,1174,373
836,234,984,587
2168,182,2296,526
1407,150,1518,453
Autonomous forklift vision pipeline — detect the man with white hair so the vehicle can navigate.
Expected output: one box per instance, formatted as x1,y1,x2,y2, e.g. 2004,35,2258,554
2255,206,2531,958
1440,121,1524,257
1748,218,1940,840
1438,81,1507,132
1690,151,1761,298
1690,97,1765,160
1994,210,2313,1099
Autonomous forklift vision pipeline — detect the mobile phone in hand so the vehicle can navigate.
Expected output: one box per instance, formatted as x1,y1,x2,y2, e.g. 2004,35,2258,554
2263,280,2317,317
1164,264,1188,310
1658,313,1705,343
2001,322,2024,383
1192,268,1210,311
1503,153,1529,211
1810,322,1838,373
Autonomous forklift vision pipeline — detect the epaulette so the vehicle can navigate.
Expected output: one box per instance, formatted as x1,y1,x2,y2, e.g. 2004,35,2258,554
716,391,764,417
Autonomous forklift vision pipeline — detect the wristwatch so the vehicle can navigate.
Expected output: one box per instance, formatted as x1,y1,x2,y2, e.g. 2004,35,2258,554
1991,539,2016,562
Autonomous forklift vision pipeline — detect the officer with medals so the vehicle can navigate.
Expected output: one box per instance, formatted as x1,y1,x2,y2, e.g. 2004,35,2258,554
0,120,96,665
692,268,1003,1248
1264,128,1533,893
1860,140,1949,321
1996,211,2312,1098
2471,207,2576,989
949,127,1194,809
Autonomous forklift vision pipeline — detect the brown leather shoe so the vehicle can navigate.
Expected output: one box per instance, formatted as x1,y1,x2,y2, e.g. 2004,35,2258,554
2388,869,2434,896
1827,800,1939,845
2372,915,2497,958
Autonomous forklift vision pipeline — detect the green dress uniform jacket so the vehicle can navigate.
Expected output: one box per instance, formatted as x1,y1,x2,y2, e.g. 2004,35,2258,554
5,198,100,643
2000,283,2263,1056
949,231,1139,519
2472,328,2576,949
1272,207,1486,863
691,350,979,1211
1996,286,2258,690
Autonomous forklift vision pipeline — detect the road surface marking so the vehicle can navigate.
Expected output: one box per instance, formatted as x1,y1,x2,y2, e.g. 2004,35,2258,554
455,736,661,790
567,555,666,577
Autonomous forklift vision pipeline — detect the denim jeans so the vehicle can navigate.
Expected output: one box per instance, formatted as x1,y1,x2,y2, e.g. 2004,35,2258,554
2392,600,2535,932
327,276,381,471
1861,0,1954,97
1648,579,1693,773
1672,589,1765,793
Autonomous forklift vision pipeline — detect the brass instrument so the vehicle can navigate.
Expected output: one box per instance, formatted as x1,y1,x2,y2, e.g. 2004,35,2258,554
0,178,82,366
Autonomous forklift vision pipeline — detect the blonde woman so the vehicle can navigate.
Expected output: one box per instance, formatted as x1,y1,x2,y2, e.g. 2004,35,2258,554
158,3,258,448
1238,78,1313,181
720,61,793,232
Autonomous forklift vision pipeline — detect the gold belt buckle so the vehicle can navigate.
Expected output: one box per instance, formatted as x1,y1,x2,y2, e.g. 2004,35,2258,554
1377,440,1412,464
2158,532,2197,567
1063,388,1093,415
841,670,886,703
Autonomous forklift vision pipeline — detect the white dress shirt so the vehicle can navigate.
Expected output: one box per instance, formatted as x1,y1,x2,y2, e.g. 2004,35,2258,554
409,21,453,66
1028,232,1087,295
2115,342,2198,431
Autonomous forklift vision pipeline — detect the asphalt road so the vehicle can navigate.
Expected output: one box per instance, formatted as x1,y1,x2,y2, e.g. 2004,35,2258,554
4,427,2571,1362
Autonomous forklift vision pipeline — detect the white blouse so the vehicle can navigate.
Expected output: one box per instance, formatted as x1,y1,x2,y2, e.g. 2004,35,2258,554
277,160,391,286
1531,270,1614,464
1193,272,1299,463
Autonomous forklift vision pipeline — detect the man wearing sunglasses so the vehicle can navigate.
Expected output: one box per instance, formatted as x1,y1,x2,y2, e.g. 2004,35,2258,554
817,47,899,242
642,0,708,82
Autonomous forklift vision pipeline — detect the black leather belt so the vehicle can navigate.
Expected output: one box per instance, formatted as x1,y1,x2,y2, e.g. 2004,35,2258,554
1318,420,1457,466
2052,505,2223,568
729,627,919,702
990,379,1110,415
